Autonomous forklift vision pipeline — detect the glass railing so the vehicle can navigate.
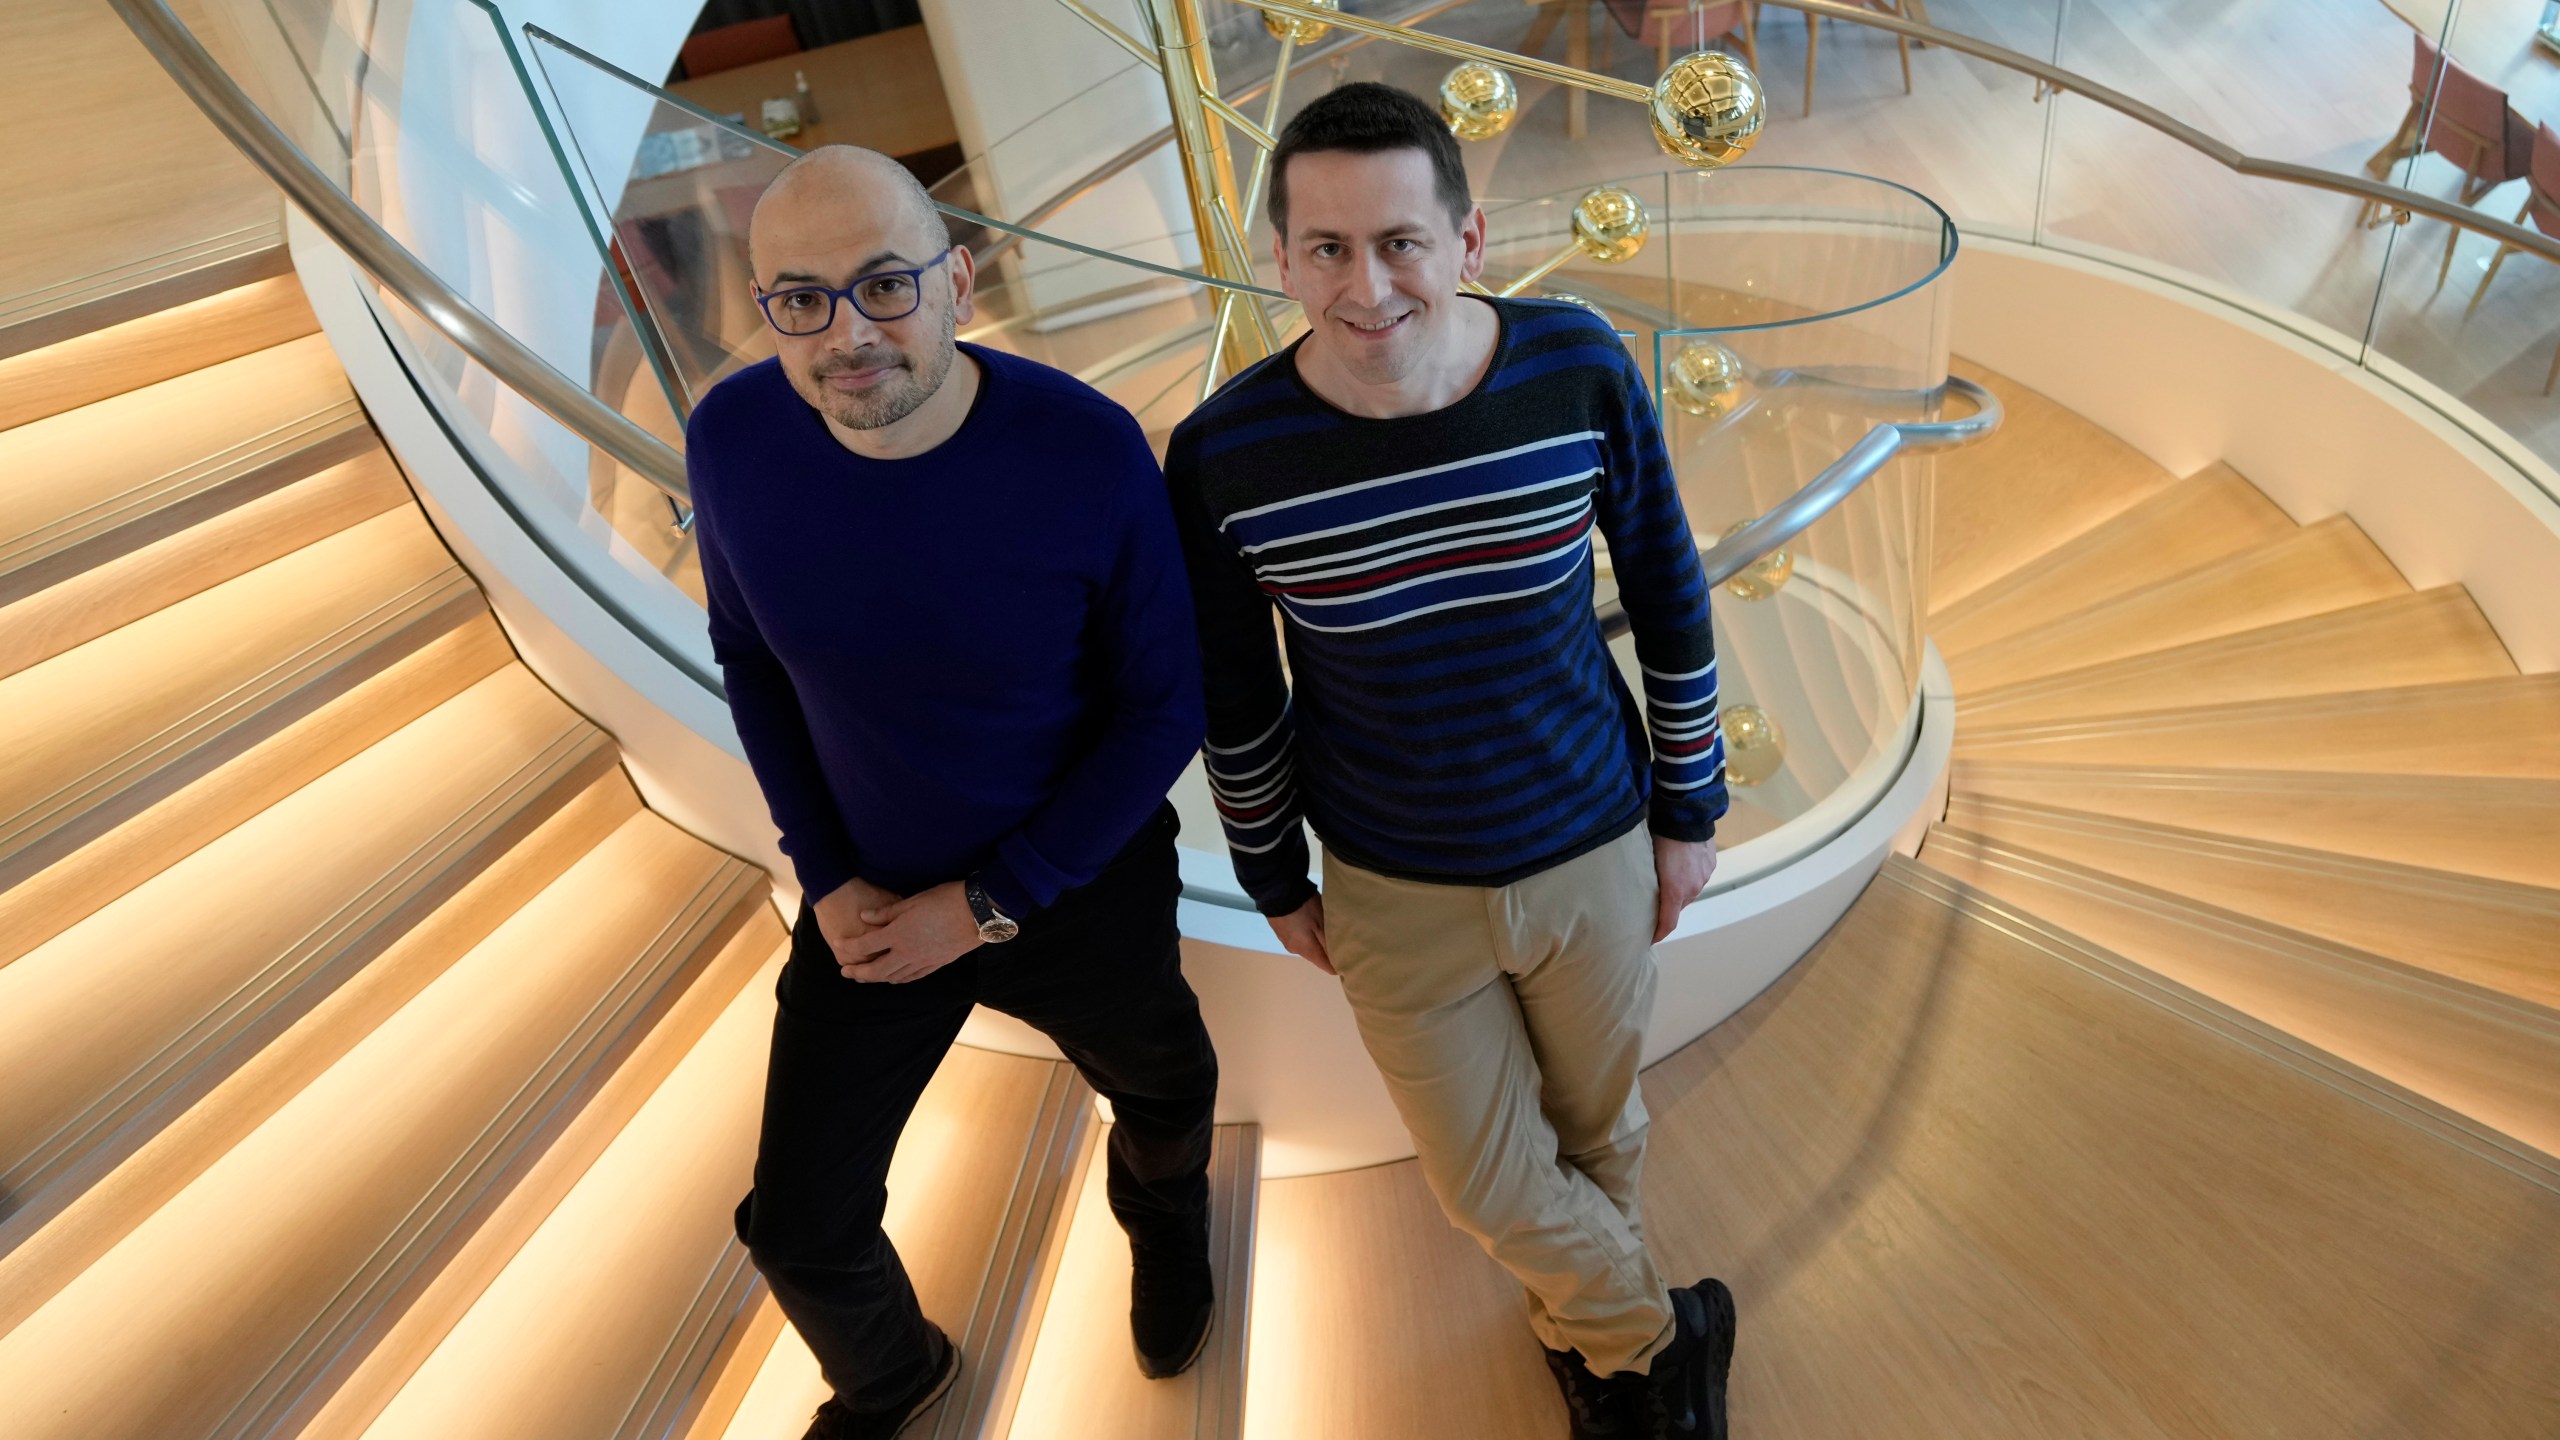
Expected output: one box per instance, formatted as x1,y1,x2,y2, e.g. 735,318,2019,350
132,0,1977,910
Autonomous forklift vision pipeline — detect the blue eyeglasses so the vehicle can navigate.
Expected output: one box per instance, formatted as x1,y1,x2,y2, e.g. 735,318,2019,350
754,249,953,335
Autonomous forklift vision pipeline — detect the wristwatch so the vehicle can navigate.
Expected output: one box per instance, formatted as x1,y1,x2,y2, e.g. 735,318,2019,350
963,874,1020,943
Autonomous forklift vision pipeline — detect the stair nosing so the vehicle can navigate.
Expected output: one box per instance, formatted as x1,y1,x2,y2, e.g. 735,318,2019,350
0,402,372,604
1883,855,2560,1191
205,854,767,1440
0,570,484,891
604,1244,767,1440
1958,671,2560,746
0,723,615,1258
0,229,290,363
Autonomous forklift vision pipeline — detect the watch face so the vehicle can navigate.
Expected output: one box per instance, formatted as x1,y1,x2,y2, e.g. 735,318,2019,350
978,914,1020,944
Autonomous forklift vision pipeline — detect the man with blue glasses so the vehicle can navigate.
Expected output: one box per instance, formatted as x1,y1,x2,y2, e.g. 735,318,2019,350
687,145,1220,1440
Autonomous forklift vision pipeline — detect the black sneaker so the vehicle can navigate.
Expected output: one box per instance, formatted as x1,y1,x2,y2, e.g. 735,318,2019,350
1130,1246,1215,1378
1543,1344,1649,1438
1643,1279,1737,1438
801,1323,960,1440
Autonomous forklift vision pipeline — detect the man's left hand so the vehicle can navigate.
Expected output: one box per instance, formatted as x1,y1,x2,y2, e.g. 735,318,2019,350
848,882,983,983
1652,835,1718,943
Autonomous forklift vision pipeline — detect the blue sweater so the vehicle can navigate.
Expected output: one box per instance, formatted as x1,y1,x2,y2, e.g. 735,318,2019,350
687,344,1206,915
1167,298,1727,915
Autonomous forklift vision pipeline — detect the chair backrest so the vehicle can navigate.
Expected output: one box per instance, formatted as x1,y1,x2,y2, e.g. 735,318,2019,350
2529,122,2560,238
2416,40,2525,184
680,15,801,79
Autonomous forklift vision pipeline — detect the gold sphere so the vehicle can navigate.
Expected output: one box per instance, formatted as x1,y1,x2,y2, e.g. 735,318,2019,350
1721,704,1785,786
1541,291,1613,326
1570,186,1650,264
1651,50,1766,169
1665,339,1752,420
1439,62,1518,141
1263,0,1337,43
1717,520,1793,600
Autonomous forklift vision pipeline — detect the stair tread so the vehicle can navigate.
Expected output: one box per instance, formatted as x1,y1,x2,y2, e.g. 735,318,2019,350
1959,585,2516,726
1917,824,2560,1160
1930,362,2184,612
1947,516,2409,693
1933,462,2296,658
1939,794,2560,1011
1947,760,2560,889
0,506,472,869
702,1046,1095,1440
0,813,756,1440
0,276,319,434
0,666,602,1233
1956,673,2560,776
0,446,410,683
0,333,355,578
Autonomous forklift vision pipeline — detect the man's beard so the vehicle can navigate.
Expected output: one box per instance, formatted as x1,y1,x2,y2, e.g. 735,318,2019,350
794,306,958,432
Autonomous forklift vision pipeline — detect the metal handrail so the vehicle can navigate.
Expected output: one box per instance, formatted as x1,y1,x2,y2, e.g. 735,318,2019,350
1596,375,2000,640
109,0,696,504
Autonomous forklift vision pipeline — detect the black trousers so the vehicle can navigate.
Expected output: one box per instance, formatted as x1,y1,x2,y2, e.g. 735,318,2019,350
733,805,1219,1411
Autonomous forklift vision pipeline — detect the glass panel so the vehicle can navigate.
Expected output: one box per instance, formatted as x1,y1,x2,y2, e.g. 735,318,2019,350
2037,0,2456,356
2362,0,2560,481
1642,166,1954,852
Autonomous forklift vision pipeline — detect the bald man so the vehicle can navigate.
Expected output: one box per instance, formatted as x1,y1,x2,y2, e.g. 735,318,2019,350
690,147,1220,1440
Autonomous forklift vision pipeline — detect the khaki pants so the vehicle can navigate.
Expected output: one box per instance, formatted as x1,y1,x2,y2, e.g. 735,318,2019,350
1323,822,1676,1375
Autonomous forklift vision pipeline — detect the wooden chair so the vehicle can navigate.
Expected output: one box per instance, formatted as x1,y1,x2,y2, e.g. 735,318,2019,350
679,16,801,80
1801,0,1927,118
2364,32,2531,281
1599,0,1756,76
2464,122,2560,394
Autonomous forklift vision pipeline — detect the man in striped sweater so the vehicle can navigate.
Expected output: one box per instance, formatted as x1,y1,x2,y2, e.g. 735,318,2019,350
1165,84,1736,1439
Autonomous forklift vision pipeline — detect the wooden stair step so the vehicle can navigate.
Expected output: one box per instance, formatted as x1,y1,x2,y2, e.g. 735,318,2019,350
1930,362,2183,613
0,505,482,889
1958,586,2515,726
0,223,288,364
1932,462,2295,658
1946,516,2408,693
0,666,619,1319
0,275,319,433
1956,674,2560,776
1947,760,2560,889
697,1047,1097,1440
0,812,766,1440
305,921,787,1440
1007,1122,1261,1440
1918,824,2560,1158
0,445,411,683
1633,857,2560,1436
0,331,369,604
0,617,513,969
1937,794,2560,1011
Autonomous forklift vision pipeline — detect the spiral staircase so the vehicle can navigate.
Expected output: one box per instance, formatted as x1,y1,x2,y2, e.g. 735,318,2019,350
3,0,2558,1434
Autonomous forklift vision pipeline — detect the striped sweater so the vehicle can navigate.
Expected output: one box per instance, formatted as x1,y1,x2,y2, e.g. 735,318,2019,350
1166,297,1728,916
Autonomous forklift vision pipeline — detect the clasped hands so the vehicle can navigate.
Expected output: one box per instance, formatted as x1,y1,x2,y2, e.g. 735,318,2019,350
1263,834,1719,974
813,875,984,984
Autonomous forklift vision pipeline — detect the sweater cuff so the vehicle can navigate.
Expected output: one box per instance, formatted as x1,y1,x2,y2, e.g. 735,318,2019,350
789,847,861,911
1251,873,1319,918
1646,796,1722,846
975,858,1038,920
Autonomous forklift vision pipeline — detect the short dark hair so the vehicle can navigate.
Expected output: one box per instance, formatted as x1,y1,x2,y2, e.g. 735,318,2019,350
1268,81,1473,239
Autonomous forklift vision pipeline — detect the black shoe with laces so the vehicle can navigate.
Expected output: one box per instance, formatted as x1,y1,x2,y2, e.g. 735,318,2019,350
1543,1344,1649,1438
1129,1245,1215,1379
799,1322,960,1440
1641,1279,1737,1438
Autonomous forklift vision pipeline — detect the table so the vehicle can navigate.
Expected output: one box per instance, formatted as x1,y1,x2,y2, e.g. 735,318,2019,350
669,23,961,168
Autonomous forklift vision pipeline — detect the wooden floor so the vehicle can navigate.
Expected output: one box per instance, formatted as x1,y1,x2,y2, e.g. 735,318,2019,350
0,0,279,344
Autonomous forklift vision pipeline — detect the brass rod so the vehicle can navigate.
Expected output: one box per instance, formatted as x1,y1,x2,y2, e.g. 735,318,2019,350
1229,0,1652,103
1495,240,1580,297
1239,33,1295,244
1051,0,1277,149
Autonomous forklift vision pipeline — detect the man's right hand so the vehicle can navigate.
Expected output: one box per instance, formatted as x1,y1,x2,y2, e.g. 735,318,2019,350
812,876,903,978
1267,894,1334,975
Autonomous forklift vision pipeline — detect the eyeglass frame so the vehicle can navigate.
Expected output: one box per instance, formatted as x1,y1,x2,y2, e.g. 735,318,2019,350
752,248,955,336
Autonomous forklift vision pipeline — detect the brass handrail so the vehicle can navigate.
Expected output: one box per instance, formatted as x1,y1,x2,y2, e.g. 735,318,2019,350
105,0,696,503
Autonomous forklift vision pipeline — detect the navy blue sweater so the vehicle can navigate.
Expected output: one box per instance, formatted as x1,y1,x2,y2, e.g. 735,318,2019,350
1168,298,1727,915
688,344,1206,915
